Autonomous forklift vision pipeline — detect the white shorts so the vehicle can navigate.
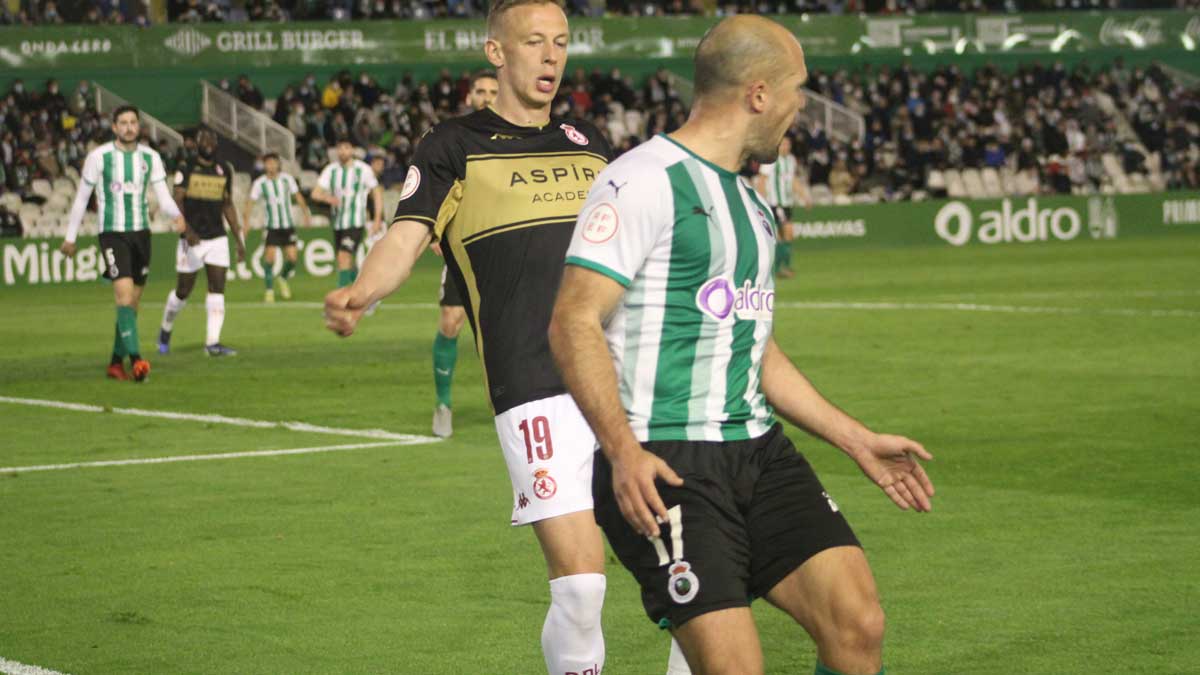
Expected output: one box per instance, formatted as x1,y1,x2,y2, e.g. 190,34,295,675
176,236,230,273
495,393,597,527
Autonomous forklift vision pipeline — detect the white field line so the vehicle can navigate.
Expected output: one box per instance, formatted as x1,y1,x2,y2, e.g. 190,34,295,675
0,440,406,474
0,396,439,443
133,299,1200,318
0,657,71,675
776,301,1200,319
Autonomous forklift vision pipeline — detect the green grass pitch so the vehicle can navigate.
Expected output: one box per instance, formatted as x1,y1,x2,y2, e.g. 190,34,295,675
1,234,1198,674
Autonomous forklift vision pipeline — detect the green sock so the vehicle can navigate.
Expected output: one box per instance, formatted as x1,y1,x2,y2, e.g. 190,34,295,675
116,306,140,361
815,663,884,675
776,241,793,271
349,267,358,283
264,265,274,290
281,260,295,278
111,322,126,365
337,269,354,288
432,332,458,408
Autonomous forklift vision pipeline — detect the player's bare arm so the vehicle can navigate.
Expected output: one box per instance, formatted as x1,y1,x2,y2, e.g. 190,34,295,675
310,186,340,208
293,191,312,227
175,185,200,245
549,265,683,538
760,338,935,511
324,218,431,337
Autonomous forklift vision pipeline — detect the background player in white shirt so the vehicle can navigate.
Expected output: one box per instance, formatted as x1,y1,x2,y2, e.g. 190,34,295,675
60,105,184,382
754,135,810,279
312,138,382,289
245,152,311,302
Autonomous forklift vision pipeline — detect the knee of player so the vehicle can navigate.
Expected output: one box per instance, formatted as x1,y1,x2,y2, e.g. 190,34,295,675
549,573,606,629
830,600,885,654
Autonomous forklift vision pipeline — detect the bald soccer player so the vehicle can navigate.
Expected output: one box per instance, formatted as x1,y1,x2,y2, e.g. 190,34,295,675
550,16,934,675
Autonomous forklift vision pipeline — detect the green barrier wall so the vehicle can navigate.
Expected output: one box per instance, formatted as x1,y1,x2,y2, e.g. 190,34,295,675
6,192,1199,287
785,192,1200,250
1,227,373,287
1,11,1197,125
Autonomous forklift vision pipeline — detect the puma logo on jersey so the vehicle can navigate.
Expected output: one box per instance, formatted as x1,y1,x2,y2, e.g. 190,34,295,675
607,180,627,197
692,205,714,220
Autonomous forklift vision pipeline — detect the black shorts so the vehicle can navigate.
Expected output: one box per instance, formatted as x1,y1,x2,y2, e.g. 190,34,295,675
98,231,152,286
265,229,298,248
439,264,464,307
593,423,860,629
333,227,364,254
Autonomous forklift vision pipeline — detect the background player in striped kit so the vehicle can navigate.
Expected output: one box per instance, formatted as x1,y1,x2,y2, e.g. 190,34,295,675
245,152,311,302
754,135,810,279
551,16,933,675
157,128,245,357
312,138,383,289
430,70,499,439
60,104,184,382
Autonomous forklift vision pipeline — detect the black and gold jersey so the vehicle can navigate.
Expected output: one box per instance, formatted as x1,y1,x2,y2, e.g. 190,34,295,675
175,158,234,240
394,107,612,415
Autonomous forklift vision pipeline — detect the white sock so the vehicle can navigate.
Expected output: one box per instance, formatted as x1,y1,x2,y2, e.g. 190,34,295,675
666,637,692,674
205,293,225,346
542,573,605,675
161,291,186,332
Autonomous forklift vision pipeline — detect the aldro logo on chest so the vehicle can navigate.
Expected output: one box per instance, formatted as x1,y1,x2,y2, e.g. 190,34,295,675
509,163,598,204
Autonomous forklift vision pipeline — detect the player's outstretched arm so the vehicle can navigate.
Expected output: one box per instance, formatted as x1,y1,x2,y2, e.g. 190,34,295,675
370,186,383,234
293,192,312,227
549,265,683,538
324,218,431,337
761,338,935,512
61,177,95,256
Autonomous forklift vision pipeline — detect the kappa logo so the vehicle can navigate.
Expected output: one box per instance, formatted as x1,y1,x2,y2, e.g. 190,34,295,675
399,166,421,201
560,123,589,146
532,468,557,500
667,560,699,604
517,492,530,510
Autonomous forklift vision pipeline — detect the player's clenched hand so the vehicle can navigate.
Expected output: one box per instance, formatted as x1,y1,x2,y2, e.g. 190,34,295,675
60,241,76,257
853,433,935,512
610,447,683,538
324,287,366,337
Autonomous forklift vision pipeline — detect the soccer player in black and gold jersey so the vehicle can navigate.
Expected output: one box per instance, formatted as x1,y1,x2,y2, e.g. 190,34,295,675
158,128,245,357
325,2,689,673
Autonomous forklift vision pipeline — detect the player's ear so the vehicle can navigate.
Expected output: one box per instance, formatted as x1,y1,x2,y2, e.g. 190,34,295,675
485,38,505,69
748,80,769,115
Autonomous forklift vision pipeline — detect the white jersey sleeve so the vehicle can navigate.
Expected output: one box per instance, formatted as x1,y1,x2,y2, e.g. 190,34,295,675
284,173,300,195
80,147,102,187
360,161,379,191
249,175,266,202
148,149,167,184
316,164,334,192
565,158,672,287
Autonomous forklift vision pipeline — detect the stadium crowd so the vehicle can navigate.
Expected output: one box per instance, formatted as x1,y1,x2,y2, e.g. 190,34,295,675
2,0,1196,24
2,58,1198,220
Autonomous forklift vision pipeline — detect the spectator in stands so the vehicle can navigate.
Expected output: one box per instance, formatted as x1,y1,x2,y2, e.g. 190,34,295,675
237,75,265,111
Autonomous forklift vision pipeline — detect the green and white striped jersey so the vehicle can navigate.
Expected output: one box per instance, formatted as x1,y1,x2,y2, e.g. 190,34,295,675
758,154,798,207
566,134,778,443
249,172,301,230
317,159,378,231
79,142,168,233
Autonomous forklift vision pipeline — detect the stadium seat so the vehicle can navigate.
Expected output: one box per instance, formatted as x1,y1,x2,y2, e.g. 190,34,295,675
999,168,1018,195
926,169,945,192
960,169,987,199
980,168,1004,198
299,170,319,190
52,177,75,194
18,204,41,231
944,169,967,198
63,165,80,182
809,184,834,206
31,179,53,200
0,192,21,212
44,193,70,214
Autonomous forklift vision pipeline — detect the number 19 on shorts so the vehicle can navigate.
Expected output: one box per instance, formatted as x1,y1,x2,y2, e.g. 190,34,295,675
519,416,554,464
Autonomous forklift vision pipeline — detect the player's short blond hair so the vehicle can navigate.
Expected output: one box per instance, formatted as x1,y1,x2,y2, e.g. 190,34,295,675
486,0,565,38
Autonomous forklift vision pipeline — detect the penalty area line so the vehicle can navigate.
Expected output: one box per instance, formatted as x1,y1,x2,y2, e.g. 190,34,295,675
0,656,72,675
0,440,412,474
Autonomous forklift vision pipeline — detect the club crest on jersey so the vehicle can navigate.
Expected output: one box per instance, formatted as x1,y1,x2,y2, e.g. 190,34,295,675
755,208,776,238
399,166,421,201
667,560,699,604
532,468,557,500
560,123,589,146
581,202,619,244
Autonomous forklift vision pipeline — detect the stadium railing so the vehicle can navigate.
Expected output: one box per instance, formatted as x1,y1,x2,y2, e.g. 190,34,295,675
95,84,185,153
801,89,865,145
201,80,297,172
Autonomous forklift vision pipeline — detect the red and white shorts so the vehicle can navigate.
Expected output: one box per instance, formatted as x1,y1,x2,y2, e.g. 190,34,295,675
495,393,597,526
